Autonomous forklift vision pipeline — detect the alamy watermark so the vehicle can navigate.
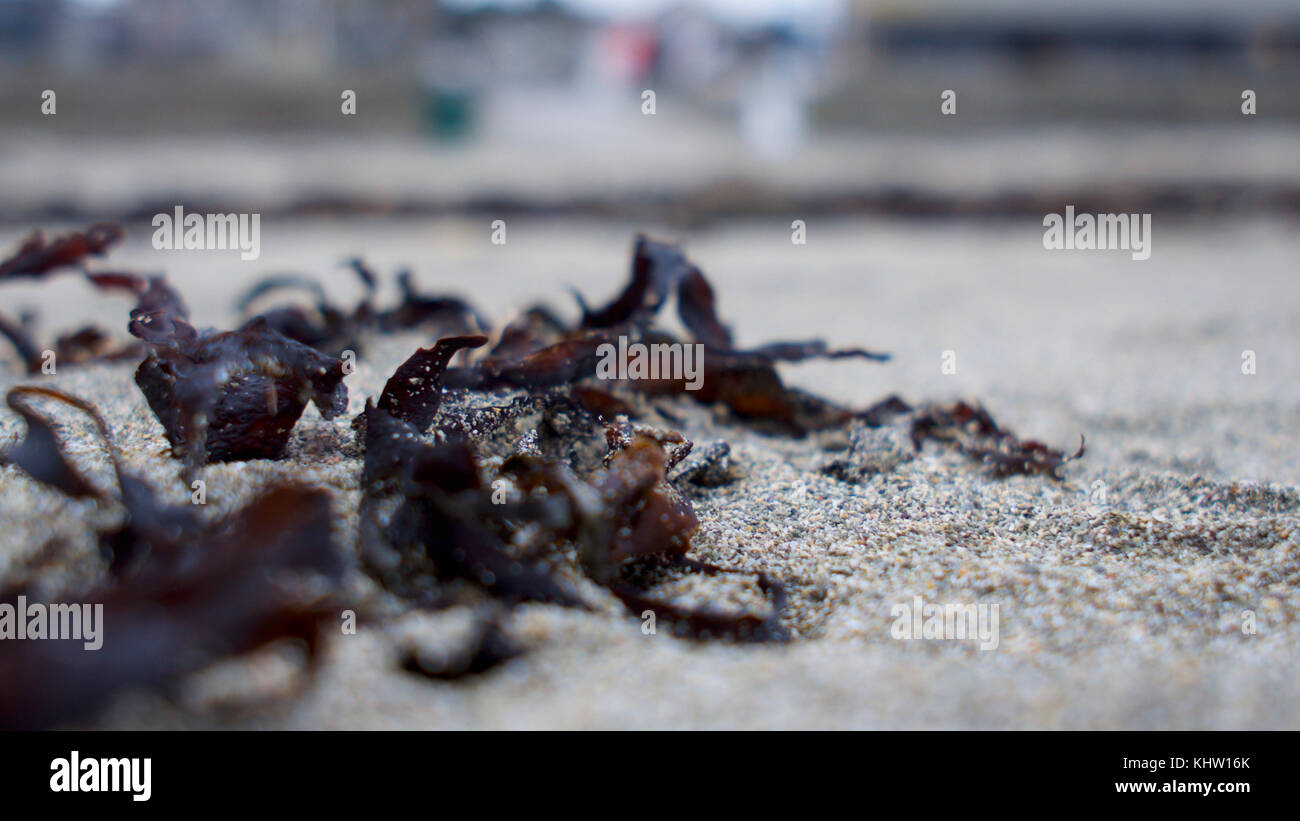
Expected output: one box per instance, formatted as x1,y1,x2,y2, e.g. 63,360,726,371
890,595,999,651
152,206,261,260
50,751,150,802
0,595,103,650
596,335,705,391
1043,205,1151,261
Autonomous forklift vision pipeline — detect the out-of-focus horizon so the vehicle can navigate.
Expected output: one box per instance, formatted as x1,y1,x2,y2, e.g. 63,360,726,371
8,0,1300,130
2,0,1299,223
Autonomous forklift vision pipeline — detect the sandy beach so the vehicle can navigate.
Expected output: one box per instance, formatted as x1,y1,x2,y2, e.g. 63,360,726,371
2,215,1296,729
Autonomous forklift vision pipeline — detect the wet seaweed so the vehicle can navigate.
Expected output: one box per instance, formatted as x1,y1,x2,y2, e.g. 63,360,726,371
608,573,788,642
0,310,43,374
109,269,350,471
235,274,353,352
0,261,157,374
563,237,892,431
232,261,489,357
0,386,110,500
577,235,685,329
909,400,1085,479
373,335,488,430
377,269,491,336
357,392,590,607
356,344,776,637
0,486,343,730
0,223,124,281
0,386,345,730
0,226,1088,728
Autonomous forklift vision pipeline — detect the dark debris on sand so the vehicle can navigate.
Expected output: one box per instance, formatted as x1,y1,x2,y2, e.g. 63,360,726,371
0,225,1083,728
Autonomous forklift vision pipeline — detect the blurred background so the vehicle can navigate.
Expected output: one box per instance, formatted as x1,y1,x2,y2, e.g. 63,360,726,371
1,0,1299,482
3,0,1300,218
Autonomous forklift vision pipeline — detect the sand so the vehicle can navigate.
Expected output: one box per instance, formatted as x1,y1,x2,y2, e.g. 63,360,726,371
1,216,1297,729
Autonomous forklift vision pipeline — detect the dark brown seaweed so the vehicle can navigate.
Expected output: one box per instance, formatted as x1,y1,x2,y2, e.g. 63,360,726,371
377,269,491,336
0,386,110,500
130,308,347,468
0,486,343,730
910,401,1085,479
375,335,487,431
0,310,43,374
0,223,124,281
676,265,733,349
0,223,1089,728
577,235,683,329
608,571,788,642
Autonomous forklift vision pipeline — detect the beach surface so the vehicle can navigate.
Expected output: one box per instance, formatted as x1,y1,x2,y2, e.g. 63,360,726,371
1,215,1297,729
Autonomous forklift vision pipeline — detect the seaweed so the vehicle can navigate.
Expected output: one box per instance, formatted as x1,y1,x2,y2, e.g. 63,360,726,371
0,386,110,500
1,312,141,376
357,344,779,639
909,401,1085,479
675,266,734,349
53,325,142,366
0,386,345,730
577,235,684,329
373,335,488,430
463,332,618,390
0,263,162,374
0,310,43,374
583,432,699,578
228,261,490,361
377,269,491,336
0,486,343,730
231,261,380,356
72,233,897,434
0,223,124,281
357,392,590,607
488,305,571,361
133,317,347,469
0,225,1089,728
235,274,351,351
608,573,788,642
107,270,349,470
565,238,892,431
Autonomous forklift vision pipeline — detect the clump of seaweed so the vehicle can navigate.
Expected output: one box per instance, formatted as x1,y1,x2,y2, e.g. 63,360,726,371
910,400,1085,479
0,226,1084,728
355,339,786,638
0,226,138,374
84,269,349,472
0,224,124,282
437,235,893,433
0,386,344,730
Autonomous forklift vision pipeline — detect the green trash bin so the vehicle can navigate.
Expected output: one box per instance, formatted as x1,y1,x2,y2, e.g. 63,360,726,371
420,86,475,141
